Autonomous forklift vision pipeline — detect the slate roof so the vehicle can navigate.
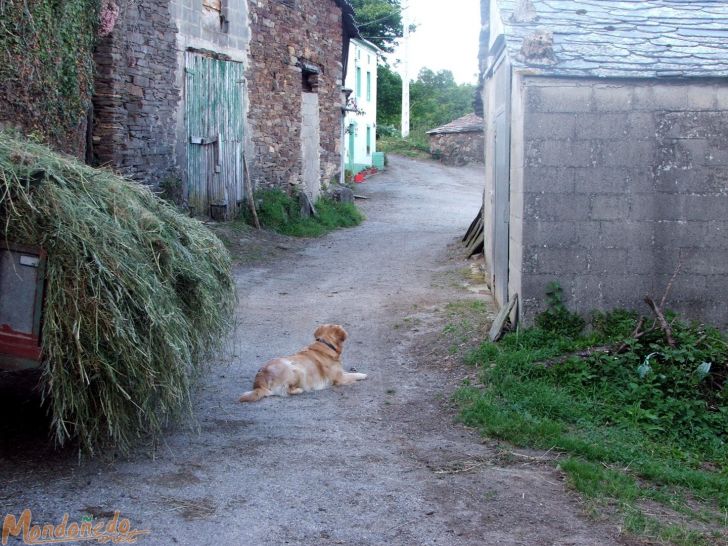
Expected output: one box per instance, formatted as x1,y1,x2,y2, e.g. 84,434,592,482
427,113,484,135
493,0,728,78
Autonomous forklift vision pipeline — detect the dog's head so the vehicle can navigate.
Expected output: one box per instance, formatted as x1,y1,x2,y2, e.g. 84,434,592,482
314,324,348,353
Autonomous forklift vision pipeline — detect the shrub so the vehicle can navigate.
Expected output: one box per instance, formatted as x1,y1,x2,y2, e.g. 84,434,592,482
243,188,363,237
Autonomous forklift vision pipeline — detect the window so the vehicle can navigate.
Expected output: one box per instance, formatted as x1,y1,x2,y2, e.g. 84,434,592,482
366,71,371,101
366,126,371,155
202,0,229,32
356,67,361,97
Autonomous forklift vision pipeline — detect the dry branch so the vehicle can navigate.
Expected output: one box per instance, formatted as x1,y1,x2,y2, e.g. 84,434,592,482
644,296,676,348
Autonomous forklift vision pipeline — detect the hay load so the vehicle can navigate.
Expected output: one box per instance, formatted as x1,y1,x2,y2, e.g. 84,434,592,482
0,132,236,452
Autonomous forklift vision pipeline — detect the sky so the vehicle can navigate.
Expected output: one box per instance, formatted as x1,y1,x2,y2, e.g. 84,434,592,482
387,0,482,85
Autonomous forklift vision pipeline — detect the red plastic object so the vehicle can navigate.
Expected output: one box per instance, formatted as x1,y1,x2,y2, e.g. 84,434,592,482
354,172,365,183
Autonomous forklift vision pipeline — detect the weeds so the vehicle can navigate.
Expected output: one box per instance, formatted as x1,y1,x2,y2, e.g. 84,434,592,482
377,128,431,160
242,188,363,237
452,295,728,543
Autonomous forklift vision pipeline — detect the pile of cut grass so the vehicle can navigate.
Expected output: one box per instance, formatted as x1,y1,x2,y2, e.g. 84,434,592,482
244,188,363,238
0,132,235,452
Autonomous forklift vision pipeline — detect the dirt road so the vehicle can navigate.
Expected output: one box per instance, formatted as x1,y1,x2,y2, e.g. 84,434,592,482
1,156,627,545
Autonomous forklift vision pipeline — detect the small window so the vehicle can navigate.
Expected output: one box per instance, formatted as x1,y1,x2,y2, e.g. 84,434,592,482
302,69,319,93
366,126,371,155
299,60,321,93
203,0,229,32
366,71,371,101
356,67,361,97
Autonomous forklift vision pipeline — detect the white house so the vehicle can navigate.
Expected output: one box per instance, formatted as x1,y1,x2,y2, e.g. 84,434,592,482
343,38,380,175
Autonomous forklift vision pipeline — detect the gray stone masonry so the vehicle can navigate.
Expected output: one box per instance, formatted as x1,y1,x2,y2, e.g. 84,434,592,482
520,79,728,328
92,0,181,187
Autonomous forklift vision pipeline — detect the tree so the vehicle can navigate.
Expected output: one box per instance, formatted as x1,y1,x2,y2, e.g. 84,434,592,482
409,68,475,131
350,0,402,53
376,64,402,129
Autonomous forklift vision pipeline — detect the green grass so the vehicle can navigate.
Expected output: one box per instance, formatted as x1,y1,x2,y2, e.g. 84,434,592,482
452,308,728,544
377,128,431,159
244,188,364,237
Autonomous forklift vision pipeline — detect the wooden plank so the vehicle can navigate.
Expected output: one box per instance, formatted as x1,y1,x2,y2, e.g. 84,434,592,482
462,205,483,242
466,230,484,258
489,294,518,342
465,216,483,248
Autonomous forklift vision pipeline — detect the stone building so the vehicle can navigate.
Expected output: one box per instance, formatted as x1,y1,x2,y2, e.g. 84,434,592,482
92,0,356,218
479,0,728,327
427,113,484,165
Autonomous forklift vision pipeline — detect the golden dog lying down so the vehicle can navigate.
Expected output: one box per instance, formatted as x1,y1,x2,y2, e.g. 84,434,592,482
239,324,367,402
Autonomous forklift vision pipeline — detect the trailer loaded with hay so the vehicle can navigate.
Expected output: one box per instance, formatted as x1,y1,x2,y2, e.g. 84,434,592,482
0,132,236,452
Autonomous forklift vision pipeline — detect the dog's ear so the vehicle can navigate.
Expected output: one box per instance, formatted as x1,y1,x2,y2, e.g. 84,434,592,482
332,324,348,344
314,324,328,339
314,324,348,345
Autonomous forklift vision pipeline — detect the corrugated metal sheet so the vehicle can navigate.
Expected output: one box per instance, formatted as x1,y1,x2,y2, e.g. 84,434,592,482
185,52,245,219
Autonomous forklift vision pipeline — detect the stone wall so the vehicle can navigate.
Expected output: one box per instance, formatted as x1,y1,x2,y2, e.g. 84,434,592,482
518,78,728,328
429,132,484,165
246,0,344,192
92,0,180,187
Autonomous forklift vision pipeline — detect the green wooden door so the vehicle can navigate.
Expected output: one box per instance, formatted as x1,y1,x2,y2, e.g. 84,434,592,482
185,52,245,219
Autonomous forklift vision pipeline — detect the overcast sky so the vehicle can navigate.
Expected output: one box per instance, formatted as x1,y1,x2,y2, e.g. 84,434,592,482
386,0,482,85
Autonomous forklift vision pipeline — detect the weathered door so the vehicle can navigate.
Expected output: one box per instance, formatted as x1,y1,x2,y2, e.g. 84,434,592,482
493,112,510,307
186,52,245,219
492,56,511,308
301,91,321,201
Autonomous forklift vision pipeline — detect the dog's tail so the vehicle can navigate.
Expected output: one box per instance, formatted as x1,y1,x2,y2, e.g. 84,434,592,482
239,387,269,403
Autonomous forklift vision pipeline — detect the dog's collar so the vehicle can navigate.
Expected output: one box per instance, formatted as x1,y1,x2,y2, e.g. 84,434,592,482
316,337,338,353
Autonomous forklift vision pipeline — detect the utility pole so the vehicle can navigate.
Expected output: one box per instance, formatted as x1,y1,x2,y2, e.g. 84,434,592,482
400,3,410,138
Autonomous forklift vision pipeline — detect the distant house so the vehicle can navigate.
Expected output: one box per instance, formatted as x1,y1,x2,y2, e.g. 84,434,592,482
92,0,357,218
479,0,728,327
343,38,380,176
427,113,484,165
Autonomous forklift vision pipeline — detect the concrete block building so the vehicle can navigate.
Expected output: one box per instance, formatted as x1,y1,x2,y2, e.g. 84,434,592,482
343,38,380,175
479,0,728,327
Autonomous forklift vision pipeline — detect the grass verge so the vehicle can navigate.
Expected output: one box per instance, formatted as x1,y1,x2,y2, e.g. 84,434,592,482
243,188,364,237
377,128,431,160
452,303,728,545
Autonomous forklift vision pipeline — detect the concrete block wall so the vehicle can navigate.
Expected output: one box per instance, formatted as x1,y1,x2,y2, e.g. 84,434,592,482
520,78,728,328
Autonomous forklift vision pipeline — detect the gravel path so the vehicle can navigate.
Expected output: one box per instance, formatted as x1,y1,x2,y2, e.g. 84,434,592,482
0,156,629,545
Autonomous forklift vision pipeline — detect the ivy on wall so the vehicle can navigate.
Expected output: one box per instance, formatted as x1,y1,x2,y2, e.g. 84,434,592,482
0,0,100,155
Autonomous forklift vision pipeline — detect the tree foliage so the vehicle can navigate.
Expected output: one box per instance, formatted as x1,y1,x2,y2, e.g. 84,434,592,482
377,67,476,134
410,68,476,131
350,0,402,53
376,64,402,128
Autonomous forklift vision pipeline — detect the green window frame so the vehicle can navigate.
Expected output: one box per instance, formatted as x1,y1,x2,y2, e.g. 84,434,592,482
356,67,361,97
366,71,371,101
